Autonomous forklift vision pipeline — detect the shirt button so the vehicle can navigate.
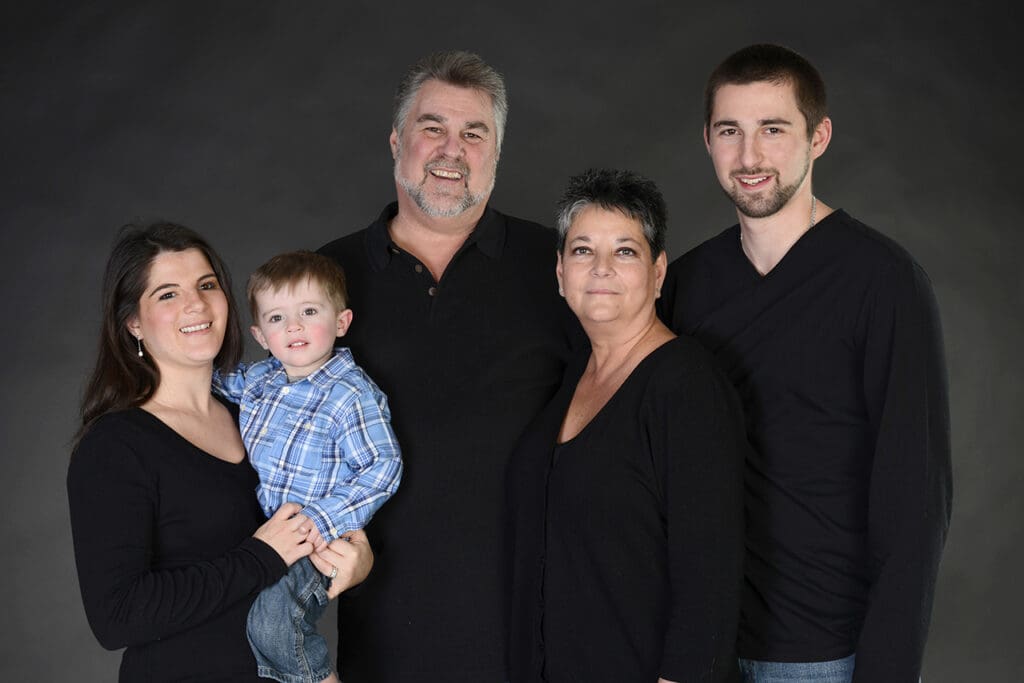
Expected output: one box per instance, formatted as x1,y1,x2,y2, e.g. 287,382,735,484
304,422,314,430
281,387,290,395
260,427,268,435
428,286,437,297
390,247,400,255
414,264,423,274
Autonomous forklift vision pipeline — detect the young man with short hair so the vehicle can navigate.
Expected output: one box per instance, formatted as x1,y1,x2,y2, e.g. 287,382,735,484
660,44,952,683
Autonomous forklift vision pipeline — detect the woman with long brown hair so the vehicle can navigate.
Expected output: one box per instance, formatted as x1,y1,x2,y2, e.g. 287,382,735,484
68,223,372,681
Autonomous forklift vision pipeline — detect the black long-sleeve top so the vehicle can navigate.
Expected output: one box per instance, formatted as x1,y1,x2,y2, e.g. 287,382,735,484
507,337,746,683
319,203,579,682
67,405,287,682
659,210,952,682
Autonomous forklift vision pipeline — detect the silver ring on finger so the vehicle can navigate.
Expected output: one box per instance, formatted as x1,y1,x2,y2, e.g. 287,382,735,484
328,565,338,581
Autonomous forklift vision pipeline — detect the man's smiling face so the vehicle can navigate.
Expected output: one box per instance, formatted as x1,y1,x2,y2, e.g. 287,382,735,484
391,79,498,219
705,79,816,219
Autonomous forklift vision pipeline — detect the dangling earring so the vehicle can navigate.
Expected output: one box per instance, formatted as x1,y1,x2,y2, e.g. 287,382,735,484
135,336,144,358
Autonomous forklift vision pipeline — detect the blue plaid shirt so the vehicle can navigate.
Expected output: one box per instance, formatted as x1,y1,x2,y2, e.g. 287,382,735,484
214,348,401,543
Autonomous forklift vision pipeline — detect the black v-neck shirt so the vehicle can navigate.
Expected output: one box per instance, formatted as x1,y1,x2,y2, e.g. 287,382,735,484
659,210,951,681
508,337,746,682
68,404,286,682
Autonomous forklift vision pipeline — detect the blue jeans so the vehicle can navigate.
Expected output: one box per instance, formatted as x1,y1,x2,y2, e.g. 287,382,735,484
247,557,332,683
739,654,855,682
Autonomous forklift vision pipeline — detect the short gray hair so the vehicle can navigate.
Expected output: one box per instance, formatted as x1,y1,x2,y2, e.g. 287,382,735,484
556,169,667,261
393,50,509,152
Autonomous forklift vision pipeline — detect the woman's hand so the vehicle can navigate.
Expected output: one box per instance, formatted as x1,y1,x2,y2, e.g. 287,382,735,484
308,529,374,599
252,502,314,566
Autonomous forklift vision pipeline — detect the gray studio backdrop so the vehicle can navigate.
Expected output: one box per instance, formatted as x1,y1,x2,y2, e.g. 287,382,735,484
3,2,1020,680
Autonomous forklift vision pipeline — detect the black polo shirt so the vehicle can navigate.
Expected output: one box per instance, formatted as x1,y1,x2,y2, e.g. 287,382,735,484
319,202,579,683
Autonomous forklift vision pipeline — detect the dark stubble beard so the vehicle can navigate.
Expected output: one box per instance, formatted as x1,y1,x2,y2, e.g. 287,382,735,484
725,148,811,219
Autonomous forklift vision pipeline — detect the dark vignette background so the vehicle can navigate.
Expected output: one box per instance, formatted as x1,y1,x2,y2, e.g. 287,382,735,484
2,2,1020,680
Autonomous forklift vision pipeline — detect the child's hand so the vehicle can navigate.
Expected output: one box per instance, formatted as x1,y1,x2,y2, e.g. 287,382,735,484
253,504,314,566
305,524,327,552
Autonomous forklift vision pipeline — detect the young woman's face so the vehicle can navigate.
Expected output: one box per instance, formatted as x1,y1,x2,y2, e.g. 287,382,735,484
127,248,228,375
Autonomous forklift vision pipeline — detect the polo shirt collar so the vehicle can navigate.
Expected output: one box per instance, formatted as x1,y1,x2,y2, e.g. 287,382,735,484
365,201,507,271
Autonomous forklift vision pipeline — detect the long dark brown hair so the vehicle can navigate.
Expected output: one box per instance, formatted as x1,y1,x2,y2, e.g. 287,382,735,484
75,222,243,445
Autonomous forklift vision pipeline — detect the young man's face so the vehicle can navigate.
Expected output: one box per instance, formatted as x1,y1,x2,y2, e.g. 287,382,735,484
251,278,352,381
390,79,499,219
705,79,829,219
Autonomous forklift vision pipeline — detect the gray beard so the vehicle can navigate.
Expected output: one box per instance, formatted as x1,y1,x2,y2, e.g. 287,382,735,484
393,145,497,218
397,172,488,218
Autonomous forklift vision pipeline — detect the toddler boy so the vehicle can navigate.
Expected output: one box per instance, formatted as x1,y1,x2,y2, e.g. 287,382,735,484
215,250,401,683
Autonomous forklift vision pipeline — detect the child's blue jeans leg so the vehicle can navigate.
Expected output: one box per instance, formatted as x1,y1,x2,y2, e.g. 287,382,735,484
738,654,855,682
247,557,332,683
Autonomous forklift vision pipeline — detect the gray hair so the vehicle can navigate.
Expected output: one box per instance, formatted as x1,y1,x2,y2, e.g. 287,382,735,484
392,50,509,152
556,169,667,261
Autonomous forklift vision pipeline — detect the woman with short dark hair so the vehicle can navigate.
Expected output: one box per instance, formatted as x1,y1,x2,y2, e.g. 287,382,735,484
508,170,747,683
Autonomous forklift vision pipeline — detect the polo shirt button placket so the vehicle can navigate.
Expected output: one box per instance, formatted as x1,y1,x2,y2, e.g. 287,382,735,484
408,260,436,297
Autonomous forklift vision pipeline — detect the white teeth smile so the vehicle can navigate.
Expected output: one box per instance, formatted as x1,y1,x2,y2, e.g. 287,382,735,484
288,341,307,348
739,177,769,185
179,323,211,333
430,169,463,179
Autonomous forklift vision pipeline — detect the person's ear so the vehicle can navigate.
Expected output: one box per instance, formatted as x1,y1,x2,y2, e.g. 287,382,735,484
335,308,354,337
811,116,832,160
126,317,142,339
555,251,565,297
654,251,668,298
250,325,270,351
